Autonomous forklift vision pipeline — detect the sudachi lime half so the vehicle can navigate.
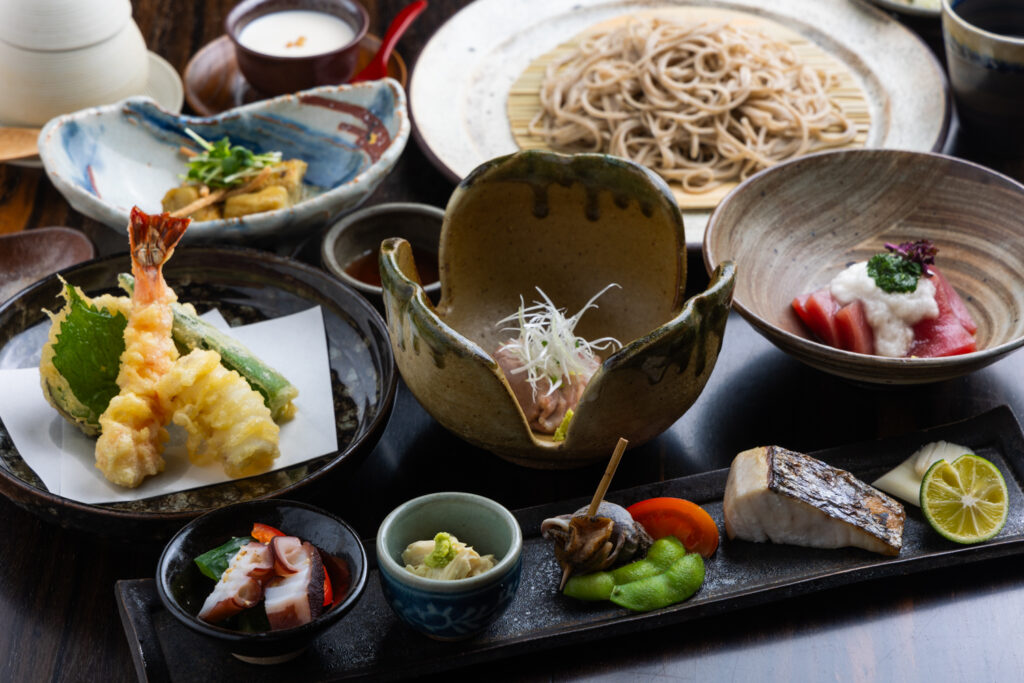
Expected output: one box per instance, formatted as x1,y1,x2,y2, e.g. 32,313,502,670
920,454,1009,544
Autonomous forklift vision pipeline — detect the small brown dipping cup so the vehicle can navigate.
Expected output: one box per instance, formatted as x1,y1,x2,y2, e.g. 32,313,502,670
321,202,442,307
226,0,369,96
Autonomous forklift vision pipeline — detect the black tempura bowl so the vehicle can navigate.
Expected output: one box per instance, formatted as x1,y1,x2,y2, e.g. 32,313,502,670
156,499,368,663
0,246,396,540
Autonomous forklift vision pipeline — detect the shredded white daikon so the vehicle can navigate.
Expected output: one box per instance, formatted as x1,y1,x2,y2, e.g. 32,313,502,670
496,284,622,398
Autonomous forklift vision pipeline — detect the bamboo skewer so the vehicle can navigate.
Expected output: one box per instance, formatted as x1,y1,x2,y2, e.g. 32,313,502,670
169,166,274,219
588,437,629,517
558,437,631,590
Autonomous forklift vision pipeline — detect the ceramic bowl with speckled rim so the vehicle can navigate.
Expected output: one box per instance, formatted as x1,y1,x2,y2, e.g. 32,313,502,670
37,79,409,246
375,491,523,641
380,150,736,468
0,246,396,539
703,149,1024,385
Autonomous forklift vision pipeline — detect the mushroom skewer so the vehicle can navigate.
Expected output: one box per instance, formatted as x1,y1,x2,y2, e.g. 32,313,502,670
541,438,652,589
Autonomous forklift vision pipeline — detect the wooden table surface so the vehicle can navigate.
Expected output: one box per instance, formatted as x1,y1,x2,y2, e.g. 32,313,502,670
2,1,1024,681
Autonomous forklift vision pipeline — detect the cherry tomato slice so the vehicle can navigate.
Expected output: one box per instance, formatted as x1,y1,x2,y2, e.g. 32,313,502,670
251,522,285,544
626,497,719,557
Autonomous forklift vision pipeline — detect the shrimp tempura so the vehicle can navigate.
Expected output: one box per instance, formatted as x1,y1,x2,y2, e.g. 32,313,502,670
95,208,190,488
158,348,280,478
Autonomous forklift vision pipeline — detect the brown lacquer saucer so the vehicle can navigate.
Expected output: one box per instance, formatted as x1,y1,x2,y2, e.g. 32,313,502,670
183,34,407,116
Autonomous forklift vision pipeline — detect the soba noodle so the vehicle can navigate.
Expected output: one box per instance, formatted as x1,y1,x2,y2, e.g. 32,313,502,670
528,19,857,192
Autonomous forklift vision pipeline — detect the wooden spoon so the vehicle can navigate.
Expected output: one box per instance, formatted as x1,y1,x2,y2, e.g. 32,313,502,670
0,127,40,163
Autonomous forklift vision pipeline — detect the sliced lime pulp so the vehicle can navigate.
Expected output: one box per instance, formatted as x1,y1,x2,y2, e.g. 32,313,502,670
920,454,1009,544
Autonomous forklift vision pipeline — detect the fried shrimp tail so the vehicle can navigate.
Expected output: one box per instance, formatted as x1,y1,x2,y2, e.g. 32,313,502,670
94,208,190,488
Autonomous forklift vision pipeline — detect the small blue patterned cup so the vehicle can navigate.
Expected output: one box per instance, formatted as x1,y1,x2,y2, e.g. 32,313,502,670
376,492,523,641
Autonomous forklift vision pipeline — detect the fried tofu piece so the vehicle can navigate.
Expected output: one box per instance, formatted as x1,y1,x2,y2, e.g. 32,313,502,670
160,186,223,222
223,185,290,218
248,159,308,204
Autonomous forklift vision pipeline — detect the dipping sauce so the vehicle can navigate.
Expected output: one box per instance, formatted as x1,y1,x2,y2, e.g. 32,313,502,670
344,246,439,288
238,10,356,57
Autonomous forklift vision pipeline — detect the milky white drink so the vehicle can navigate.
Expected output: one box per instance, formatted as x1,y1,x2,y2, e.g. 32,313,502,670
238,10,356,57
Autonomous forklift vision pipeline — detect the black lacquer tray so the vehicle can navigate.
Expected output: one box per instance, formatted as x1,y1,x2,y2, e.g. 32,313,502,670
116,406,1024,681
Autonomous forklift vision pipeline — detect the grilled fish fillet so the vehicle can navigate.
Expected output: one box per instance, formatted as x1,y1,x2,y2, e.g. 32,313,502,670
723,446,905,556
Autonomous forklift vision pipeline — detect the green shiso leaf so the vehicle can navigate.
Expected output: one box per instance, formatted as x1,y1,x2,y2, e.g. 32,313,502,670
50,284,128,419
867,253,921,294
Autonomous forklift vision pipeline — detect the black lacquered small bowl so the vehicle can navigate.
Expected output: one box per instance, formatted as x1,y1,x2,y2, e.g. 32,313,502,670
156,499,368,663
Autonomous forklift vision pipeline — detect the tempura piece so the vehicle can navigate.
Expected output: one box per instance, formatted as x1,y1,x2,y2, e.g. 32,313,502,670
158,348,280,478
94,208,189,488
118,273,299,422
39,285,132,437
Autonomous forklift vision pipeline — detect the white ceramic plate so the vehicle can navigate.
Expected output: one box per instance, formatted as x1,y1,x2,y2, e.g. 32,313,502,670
865,0,941,19
410,0,950,247
3,51,184,169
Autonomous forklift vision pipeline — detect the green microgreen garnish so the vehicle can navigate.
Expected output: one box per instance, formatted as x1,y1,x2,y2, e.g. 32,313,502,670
497,284,622,399
182,128,281,189
867,239,938,294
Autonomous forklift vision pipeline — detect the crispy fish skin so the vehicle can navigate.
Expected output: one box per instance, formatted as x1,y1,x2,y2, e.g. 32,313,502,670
724,445,905,556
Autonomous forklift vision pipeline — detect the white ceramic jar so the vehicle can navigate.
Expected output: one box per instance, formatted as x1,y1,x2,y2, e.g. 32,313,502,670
0,0,149,126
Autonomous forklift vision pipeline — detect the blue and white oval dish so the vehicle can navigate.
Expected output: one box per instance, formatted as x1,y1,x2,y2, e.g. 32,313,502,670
37,78,409,244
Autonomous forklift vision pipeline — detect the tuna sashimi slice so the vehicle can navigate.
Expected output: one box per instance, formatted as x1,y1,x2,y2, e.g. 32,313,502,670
931,267,977,335
910,268,977,358
834,300,875,355
791,288,840,347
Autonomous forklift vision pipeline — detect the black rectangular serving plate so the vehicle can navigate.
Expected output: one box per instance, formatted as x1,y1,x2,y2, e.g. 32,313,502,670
116,406,1024,682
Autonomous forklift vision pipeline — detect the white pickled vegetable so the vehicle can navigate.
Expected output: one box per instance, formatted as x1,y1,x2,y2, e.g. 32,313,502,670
872,441,975,505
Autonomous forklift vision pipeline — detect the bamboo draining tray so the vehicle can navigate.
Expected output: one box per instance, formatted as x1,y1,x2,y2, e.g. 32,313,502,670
508,7,871,211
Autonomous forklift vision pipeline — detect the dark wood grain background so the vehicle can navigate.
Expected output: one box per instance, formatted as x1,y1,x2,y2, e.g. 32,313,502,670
2,1,1024,681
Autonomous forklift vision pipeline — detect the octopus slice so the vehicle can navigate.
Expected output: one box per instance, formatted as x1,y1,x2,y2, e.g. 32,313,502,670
263,537,325,630
197,542,274,623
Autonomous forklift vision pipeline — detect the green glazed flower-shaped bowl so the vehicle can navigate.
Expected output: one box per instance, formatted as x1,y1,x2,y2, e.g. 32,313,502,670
381,150,736,468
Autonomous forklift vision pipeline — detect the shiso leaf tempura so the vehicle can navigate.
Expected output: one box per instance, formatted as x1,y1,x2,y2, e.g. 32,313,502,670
496,283,622,399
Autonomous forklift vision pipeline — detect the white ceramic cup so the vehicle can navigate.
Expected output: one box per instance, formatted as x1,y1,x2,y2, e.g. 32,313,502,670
0,0,149,126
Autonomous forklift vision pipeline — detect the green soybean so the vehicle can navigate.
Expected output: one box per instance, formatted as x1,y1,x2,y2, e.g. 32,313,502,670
609,536,686,584
563,571,616,601
609,553,705,612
